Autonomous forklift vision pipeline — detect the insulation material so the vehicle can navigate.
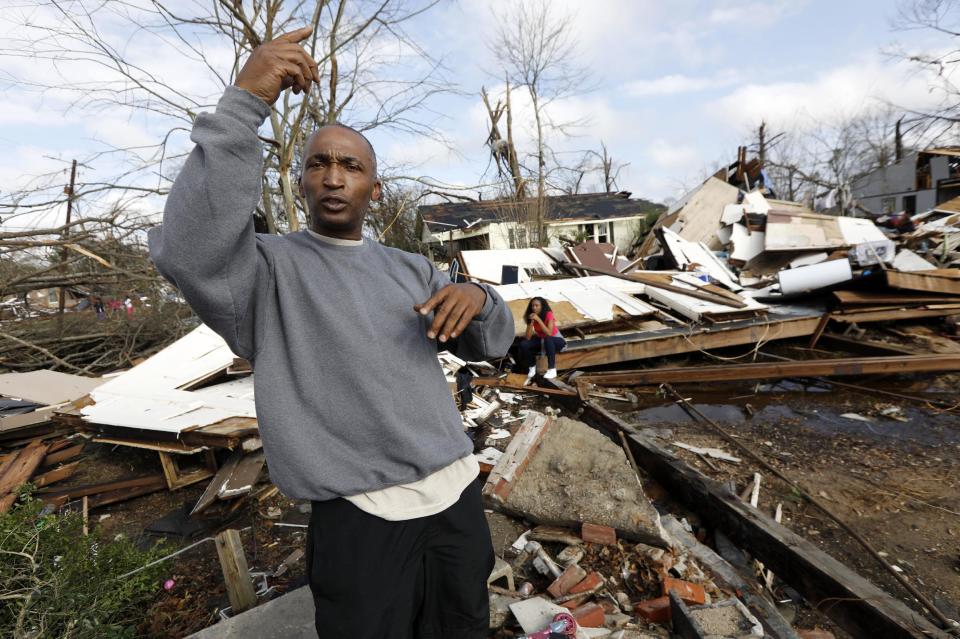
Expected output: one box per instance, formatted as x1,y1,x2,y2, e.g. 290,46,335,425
642,273,767,322
742,190,771,214
729,224,765,263
892,249,937,272
852,240,897,266
459,248,558,284
765,212,887,252
838,216,890,245
788,252,829,269
721,204,745,225
495,276,656,335
660,227,741,291
716,225,734,245
778,259,853,295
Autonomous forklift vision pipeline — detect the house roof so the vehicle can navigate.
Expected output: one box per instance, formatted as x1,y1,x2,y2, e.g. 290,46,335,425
418,191,665,231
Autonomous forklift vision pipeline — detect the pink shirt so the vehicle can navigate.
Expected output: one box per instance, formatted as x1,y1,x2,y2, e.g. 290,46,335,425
533,311,559,337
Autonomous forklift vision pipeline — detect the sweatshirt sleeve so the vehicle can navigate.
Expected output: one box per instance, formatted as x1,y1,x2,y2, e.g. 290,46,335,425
424,259,516,361
148,86,273,360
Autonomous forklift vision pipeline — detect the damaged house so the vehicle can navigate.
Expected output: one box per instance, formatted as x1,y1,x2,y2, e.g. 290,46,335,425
851,147,960,216
417,191,664,259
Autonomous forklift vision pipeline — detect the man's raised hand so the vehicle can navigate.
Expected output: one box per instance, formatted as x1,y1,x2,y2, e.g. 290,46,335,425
414,284,487,343
235,26,320,105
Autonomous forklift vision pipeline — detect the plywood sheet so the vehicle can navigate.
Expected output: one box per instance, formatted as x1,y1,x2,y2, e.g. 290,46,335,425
0,371,103,406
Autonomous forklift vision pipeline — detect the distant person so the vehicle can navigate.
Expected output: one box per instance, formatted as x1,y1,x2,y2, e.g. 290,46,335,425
123,295,134,317
518,296,565,380
92,296,105,320
147,26,515,639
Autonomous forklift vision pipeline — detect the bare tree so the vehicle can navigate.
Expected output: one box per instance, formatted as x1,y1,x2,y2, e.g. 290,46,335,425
888,0,960,144
489,0,590,246
0,0,454,234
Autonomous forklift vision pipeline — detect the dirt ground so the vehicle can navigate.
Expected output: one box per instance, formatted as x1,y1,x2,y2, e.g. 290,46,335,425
605,366,960,637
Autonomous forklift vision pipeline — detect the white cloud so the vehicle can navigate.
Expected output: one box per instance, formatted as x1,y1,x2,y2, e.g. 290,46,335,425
709,54,944,131
707,0,806,26
648,139,700,171
625,71,740,96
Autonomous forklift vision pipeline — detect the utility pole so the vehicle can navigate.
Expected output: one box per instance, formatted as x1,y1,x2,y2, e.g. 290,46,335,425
57,159,77,336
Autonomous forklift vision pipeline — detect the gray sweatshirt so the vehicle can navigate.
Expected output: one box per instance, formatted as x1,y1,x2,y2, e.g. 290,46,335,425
148,86,515,501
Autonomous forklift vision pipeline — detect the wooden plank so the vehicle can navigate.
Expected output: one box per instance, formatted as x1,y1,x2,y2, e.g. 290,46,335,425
158,451,214,490
39,474,166,502
43,442,84,466
833,290,960,306
92,436,206,454
817,333,921,357
885,269,960,295
807,311,832,348
215,529,257,613
86,475,167,509
832,304,960,323
470,377,576,397
219,451,265,499
556,315,822,370
191,450,242,516
482,412,551,505
571,262,748,308
561,398,949,639
0,440,51,512
579,354,960,386
32,460,80,488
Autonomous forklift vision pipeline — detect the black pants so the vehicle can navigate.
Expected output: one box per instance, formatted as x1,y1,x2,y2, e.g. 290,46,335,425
518,335,566,369
306,481,494,639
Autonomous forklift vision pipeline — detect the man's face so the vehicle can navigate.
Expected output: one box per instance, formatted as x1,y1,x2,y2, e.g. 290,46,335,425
299,126,381,238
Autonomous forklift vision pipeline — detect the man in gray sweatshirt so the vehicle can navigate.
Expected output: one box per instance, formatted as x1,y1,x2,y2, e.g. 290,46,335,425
148,26,515,639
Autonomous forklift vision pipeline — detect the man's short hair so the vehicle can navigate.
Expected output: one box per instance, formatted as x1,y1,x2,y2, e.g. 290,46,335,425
303,123,378,176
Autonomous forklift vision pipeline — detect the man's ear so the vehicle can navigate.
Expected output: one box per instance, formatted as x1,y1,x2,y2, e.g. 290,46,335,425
371,179,383,202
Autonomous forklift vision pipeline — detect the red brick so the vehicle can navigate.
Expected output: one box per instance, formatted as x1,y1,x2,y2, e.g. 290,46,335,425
661,577,706,605
568,571,604,595
560,596,587,610
571,602,605,628
547,564,587,598
633,595,671,624
797,631,836,639
581,522,617,545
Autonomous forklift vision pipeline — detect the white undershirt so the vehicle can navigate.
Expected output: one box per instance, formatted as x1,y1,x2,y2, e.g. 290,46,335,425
307,228,480,521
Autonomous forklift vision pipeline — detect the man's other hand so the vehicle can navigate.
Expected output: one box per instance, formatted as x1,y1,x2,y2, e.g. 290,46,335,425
414,284,487,343
235,26,320,105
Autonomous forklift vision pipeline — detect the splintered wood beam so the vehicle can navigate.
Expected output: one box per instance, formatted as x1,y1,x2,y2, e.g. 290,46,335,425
0,440,51,512
556,315,822,370
562,398,950,639
578,354,960,386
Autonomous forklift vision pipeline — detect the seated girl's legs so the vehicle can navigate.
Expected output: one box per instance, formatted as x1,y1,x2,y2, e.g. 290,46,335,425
542,336,566,369
517,337,543,369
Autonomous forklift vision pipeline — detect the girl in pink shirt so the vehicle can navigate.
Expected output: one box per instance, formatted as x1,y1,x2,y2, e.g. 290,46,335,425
518,297,565,379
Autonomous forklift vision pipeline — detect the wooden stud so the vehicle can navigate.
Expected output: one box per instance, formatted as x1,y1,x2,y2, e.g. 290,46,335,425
215,529,257,614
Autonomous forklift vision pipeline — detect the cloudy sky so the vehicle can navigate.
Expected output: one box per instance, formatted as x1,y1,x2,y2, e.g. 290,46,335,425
0,0,950,229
